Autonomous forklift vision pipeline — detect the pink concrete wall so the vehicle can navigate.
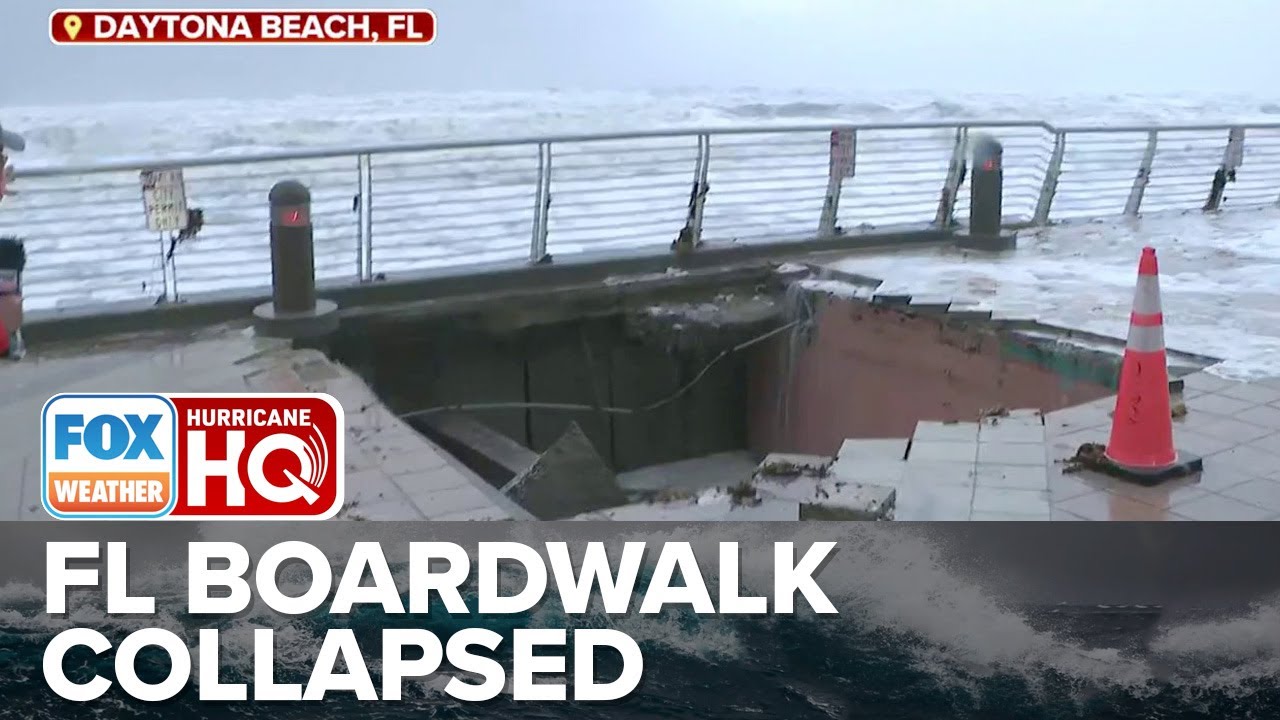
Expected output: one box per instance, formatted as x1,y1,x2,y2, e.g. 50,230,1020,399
748,297,1114,456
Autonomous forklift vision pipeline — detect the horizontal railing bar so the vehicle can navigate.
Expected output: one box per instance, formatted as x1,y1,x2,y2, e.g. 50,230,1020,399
18,119,1280,182
1058,122,1280,133
10,120,1058,178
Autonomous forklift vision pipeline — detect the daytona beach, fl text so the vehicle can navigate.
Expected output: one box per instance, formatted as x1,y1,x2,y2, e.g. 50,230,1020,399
49,10,437,44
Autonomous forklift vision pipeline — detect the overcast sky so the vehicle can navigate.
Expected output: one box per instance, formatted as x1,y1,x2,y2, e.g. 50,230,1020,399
3,0,1279,105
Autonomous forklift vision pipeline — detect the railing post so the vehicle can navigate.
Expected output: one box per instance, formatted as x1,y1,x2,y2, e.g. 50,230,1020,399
935,126,968,228
1124,131,1158,216
529,142,552,264
675,133,710,253
1033,131,1066,225
253,179,338,338
956,135,1016,251
1203,127,1244,212
819,128,855,236
357,153,374,281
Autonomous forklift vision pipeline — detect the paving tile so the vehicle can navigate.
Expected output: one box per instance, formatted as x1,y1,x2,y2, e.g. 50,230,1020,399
908,441,977,464
1171,427,1239,457
1052,490,1178,521
1244,432,1280,457
419,485,501,519
974,464,1048,490
1002,409,1046,425
1192,417,1276,443
1219,382,1280,405
1048,468,1105,503
1234,404,1280,431
1103,477,1208,510
1181,372,1238,393
901,462,976,489
830,459,908,488
835,438,910,462
1050,507,1092,521
1046,428,1109,459
977,442,1048,466
893,485,974,521
978,420,1045,444
1187,393,1261,417
912,422,980,443
343,497,427,520
1170,493,1274,521
972,486,1051,516
1199,445,1280,490
1219,477,1280,513
1043,403,1113,436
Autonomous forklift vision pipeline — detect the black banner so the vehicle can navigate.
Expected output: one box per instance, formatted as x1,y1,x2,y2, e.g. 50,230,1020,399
4,521,1279,719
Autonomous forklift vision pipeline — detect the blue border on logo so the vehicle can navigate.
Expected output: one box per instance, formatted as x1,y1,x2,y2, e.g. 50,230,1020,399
40,393,179,520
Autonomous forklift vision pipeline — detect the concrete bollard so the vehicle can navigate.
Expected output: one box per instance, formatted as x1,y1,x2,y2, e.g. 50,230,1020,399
252,180,338,338
957,135,1017,252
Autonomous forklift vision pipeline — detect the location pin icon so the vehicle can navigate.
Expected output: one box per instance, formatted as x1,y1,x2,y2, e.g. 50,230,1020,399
64,14,82,40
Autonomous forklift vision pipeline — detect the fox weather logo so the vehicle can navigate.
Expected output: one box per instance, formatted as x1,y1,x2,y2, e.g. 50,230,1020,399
41,393,179,520
41,391,345,520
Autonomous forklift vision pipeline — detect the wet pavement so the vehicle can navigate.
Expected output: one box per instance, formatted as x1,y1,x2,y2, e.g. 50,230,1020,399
861,370,1280,521
0,326,524,521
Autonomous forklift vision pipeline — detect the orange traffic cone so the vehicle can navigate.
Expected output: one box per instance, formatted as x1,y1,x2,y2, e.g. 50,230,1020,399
1103,246,1202,484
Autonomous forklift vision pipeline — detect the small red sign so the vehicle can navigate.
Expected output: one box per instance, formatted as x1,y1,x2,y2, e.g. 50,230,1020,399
169,394,343,519
279,206,309,227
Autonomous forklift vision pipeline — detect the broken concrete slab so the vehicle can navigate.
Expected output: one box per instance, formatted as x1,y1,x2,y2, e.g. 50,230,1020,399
750,451,896,519
501,422,629,520
617,451,759,495
756,473,896,520
758,453,833,477
415,412,540,488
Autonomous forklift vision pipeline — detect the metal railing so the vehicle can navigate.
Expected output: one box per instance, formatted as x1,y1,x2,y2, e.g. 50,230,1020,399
4,119,1280,312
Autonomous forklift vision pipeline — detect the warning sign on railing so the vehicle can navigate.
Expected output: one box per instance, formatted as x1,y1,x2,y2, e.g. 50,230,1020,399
1224,127,1245,170
140,168,188,232
829,129,856,180
0,155,11,202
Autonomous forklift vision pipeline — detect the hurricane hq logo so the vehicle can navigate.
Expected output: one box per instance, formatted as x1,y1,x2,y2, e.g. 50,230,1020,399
41,393,344,520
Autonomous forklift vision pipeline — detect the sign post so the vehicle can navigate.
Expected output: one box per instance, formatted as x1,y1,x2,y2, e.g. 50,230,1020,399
140,168,189,301
819,129,856,236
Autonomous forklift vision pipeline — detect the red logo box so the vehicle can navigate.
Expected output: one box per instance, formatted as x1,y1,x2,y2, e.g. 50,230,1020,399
168,393,344,519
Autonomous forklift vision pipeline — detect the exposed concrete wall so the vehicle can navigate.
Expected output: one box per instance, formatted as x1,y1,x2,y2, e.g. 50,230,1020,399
337,316,748,473
747,297,1115,456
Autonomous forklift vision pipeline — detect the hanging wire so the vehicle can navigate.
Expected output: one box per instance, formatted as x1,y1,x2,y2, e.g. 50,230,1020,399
398,317,806,421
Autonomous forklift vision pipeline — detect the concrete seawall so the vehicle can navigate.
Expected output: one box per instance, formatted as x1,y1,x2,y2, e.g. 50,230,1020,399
747,296,1118,456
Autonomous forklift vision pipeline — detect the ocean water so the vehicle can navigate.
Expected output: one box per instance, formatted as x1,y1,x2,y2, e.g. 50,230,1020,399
3,88,1280,376
3,525,1280,719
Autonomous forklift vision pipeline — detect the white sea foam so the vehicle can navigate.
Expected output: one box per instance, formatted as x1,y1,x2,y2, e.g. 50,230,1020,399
3,88,1280,377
